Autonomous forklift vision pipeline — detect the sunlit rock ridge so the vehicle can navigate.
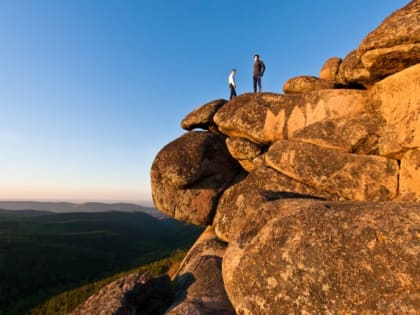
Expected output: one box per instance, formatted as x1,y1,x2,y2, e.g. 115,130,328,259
77,2,420,314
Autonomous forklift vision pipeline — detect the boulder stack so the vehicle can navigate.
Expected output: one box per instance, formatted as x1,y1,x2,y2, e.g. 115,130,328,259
58,3,420,314
150,2,420,313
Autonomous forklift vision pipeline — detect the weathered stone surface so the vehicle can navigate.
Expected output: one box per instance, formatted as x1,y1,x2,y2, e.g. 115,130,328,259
225,137,263,160
265,140,399,201
286,89,371,138
71,272,171,315
359,0,420,53
283,75,335,94
237,159,256,173
399,148,420,202
151,131,239,225
214,166,340,243
370,64,420,158
290,114,382,154
213,90,369,145
181,99,227,131
319,57,342,81
337,1,420,86
336,49,371,87
167,226,235,315
360,43,420,81
223,200,420,314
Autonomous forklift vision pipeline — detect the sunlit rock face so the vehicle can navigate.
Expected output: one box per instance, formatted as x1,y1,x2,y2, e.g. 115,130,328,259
282,75,335,94
337,0,420,87
148,1,420,314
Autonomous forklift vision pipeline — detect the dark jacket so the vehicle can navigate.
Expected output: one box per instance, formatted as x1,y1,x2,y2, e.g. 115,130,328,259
253,60,266,77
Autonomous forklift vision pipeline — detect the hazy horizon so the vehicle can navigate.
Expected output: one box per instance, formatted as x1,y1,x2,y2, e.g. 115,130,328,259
0,198,155,207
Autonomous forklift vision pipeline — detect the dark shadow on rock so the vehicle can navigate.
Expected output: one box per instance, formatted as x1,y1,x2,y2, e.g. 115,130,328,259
260,190,326,201
166,272,196,310
124,274,172,315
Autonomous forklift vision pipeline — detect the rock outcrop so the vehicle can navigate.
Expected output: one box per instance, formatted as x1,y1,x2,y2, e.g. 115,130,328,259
149,2,419,314
222,200,419,314
151,131,240,225
282,75,335,94
70,272,171,315
337,0,420,87
166,226,235,314
75,2,420,314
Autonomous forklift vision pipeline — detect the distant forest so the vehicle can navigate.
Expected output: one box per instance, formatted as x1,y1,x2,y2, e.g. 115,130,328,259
0,209,202,315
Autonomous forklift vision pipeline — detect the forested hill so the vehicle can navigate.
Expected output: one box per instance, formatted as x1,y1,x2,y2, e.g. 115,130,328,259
0,209,202,315
0,201,164,218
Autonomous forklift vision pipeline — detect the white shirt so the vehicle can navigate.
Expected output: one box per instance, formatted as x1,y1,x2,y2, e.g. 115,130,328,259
228,72,236,88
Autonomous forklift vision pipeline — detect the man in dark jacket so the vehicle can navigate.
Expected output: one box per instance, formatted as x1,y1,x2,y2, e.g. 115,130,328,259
253,54,266,93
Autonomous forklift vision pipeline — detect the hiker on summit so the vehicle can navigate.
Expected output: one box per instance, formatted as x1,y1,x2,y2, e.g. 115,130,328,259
253,54,265,93
228,69,237,100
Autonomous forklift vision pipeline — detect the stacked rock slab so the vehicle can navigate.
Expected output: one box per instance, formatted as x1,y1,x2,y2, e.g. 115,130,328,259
150,1,419,314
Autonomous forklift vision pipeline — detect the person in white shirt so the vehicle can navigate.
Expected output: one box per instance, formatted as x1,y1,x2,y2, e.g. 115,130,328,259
228,69,237,100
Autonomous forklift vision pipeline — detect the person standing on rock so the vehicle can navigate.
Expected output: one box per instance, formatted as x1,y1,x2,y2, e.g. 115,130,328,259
253,54,266,93
228,69,237,100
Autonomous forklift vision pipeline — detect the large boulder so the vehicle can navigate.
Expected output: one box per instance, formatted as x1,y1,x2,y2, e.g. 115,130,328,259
370,63,420,158
282,76,335,94
225,137,265,172
167,226,235,315
214,166,340,243
225,137,263,161
265,140,399,201
223,200,420,314
213,90,370,145
337,0,420,86
319,57,342,81
181,99,227,132
70,272,171,315
290,114,382,154
151,131,239,225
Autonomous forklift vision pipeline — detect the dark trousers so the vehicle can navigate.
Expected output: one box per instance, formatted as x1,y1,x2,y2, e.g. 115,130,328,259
229,84,237,100
253,76,262,93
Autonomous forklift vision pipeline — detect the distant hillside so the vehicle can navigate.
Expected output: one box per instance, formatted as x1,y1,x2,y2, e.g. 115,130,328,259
0,210,202,315
0,201,165,218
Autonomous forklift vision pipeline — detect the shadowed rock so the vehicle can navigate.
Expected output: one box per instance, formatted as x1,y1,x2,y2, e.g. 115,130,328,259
70,272,171,315
181,99,227,132
225,137,265,172
151,131,239,225
167,226,235,315
225,137,263,160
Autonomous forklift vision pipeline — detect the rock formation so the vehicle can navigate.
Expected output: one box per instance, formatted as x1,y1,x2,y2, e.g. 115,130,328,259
77,2,420,314
70,272,171,315
150,1,420,313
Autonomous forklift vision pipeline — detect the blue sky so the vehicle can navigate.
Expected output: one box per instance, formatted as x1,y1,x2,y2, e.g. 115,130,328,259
0,0,409,204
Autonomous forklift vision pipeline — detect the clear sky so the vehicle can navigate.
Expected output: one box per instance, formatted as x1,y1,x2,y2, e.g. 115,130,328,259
0,0,409,205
